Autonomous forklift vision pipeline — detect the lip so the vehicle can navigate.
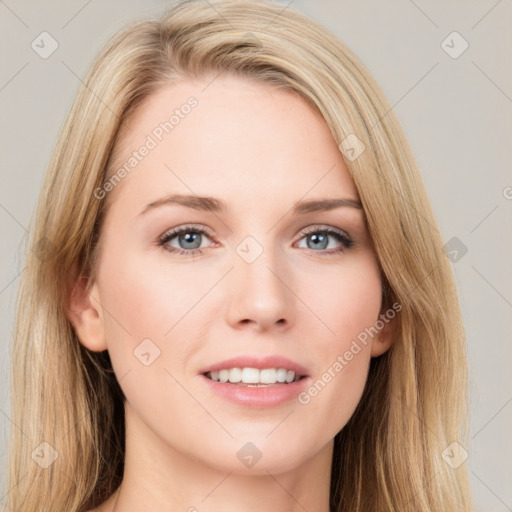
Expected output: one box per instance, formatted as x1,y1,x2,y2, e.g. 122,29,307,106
198,355,311,408
200,374,311,408
198,355,310,377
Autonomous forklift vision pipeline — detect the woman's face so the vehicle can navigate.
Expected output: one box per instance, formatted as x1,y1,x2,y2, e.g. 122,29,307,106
80,74,393,475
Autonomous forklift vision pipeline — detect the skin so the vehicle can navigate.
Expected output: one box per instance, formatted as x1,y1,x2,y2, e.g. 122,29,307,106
69,73,395,512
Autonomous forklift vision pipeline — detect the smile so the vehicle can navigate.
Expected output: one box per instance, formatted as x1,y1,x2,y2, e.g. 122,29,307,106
204,367,304,385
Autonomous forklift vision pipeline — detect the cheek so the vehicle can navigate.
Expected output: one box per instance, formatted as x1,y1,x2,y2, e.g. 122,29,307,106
95,252,209,442
97,249,213,347
95,245,226,413
293,254,382,433
297,253,383,346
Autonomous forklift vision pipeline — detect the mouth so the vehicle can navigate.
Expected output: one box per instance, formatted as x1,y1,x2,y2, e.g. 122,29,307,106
199,356,310,407
203,367,306,386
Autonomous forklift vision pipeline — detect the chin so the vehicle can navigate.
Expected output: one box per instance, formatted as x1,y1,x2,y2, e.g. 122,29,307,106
200,433,323,476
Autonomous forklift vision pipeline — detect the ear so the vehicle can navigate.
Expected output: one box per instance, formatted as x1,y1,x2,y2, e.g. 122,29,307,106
370,305,397,358
66,268,107,352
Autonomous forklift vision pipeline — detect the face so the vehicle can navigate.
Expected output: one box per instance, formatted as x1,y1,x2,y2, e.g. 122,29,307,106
76,74,393,476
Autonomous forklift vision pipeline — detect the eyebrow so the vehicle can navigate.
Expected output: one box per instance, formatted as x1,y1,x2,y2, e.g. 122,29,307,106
138,193,363,216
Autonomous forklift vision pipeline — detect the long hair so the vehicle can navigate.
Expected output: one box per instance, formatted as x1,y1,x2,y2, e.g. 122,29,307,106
4,0,472,510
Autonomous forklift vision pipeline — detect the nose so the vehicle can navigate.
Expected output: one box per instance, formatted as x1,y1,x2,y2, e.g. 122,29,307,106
224,242,295,332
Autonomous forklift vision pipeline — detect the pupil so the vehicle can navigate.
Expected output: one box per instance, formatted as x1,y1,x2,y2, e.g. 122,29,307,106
180,232,201,249
308,233,327,250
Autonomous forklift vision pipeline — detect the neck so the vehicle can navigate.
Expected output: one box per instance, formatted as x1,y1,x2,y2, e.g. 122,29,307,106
111,402,333,512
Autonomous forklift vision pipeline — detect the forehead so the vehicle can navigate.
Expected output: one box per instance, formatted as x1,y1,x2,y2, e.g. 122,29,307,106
106,74,359,214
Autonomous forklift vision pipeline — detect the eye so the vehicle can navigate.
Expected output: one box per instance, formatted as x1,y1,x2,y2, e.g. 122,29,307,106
157,224,354,258
294,226,353,255
157,225,214,257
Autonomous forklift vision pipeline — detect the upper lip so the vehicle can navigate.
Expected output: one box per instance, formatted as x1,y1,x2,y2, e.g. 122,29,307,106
199,355,309,377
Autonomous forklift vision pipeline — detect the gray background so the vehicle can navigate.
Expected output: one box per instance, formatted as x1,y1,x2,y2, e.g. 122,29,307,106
1,1,511,510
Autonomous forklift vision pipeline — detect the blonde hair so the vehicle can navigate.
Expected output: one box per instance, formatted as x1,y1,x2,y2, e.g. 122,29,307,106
4,0,472,510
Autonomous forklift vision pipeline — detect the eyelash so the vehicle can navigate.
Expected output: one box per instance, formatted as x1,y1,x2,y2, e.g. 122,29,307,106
157,224,354,258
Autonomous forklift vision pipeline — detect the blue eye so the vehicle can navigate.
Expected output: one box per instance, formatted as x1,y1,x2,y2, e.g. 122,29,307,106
158,225,212,257
295,226,354,254
157,225,353,257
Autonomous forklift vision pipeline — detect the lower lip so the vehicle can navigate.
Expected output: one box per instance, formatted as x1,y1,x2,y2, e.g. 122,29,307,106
200,374,311,408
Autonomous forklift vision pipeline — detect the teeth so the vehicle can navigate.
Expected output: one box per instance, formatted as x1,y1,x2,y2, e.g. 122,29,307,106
259,368,276,384
228,368,242,383
242,367,260,384
285,370,295,383
276,368,287,383
207,367,302,384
